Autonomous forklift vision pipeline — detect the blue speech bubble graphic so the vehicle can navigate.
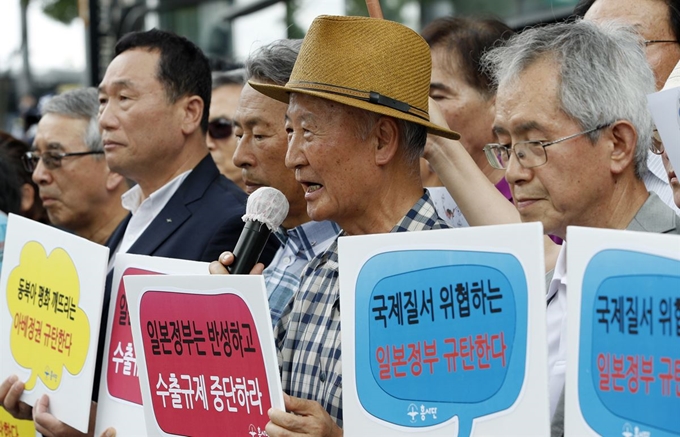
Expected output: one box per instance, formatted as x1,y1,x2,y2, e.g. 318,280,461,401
579,249,680,437
355,250,528,436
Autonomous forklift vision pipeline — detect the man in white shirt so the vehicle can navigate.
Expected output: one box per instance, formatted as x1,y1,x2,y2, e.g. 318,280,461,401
0,28,277,437
481,19,680,433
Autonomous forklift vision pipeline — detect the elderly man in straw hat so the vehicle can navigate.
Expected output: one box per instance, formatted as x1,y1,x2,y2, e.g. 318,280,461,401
211,14,459,436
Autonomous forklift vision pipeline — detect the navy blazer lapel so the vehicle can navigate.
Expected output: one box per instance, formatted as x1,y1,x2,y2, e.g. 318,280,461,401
105,213,131,261
126,154,218,256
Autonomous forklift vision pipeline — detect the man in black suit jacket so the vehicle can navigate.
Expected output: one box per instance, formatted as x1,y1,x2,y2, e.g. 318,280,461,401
0,29,277,437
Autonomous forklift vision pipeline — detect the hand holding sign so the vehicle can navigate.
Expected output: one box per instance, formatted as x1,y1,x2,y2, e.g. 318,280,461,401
0,374,33,420
266,394,342,437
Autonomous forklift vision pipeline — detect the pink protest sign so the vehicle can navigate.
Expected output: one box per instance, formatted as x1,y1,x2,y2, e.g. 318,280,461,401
106,267,153,405
95,254,211,437
124,274,283,437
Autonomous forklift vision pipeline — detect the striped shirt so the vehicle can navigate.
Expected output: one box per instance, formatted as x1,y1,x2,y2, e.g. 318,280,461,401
273,191,449,427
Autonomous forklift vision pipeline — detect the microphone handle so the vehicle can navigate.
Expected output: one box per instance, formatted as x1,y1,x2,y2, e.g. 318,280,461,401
228,220,272,274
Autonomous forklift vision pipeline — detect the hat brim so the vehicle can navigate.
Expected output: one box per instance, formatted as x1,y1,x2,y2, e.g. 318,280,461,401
249,81,461,140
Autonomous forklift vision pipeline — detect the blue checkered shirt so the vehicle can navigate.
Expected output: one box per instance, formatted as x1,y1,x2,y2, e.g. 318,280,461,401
274,191,449,427
264,220,341,327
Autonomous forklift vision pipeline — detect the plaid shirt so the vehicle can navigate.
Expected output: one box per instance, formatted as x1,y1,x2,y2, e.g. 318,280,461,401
264,220,341,327
274,191,449,427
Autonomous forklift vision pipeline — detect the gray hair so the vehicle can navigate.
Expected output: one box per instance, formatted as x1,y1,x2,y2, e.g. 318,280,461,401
482,19,655,178
212,69,246,89
41,87,102,154
352,109,426,167
245,39,303,85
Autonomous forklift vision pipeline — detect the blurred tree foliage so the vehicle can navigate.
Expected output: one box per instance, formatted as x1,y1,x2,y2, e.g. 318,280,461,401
286,0,305,39
40,0,79,24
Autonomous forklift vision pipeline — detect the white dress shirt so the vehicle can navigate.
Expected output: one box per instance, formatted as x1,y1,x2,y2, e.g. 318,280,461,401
546,242,568,420
110,171,191,264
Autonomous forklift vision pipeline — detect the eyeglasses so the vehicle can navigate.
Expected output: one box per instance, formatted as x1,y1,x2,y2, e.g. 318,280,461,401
651,129,665,155
22,150,104,172
483,123,612,170
207,117,234,139
644,40,680,46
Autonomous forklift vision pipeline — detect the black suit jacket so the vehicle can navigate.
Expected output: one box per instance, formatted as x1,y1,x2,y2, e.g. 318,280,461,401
94,154,278,400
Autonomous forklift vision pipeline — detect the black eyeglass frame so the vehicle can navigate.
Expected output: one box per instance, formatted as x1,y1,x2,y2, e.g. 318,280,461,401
651,129,665,155
207,117,234,140
22,150,104,172
644,39,680,46
483,122,613,170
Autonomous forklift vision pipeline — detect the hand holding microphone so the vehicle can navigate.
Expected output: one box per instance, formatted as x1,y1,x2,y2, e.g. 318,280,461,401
209,187,289,275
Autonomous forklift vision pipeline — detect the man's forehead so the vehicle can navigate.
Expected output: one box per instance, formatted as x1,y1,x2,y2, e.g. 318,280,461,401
585,0,668,32
493,62,562,134
287,93,351,121
34,114,88,149
286,94,320,120
100,49,160,89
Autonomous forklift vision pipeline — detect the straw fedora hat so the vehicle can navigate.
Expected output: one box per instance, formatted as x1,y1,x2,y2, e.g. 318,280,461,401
250,15,460,140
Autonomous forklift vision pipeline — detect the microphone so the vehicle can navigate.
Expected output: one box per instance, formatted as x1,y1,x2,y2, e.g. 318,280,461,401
228,187,289,274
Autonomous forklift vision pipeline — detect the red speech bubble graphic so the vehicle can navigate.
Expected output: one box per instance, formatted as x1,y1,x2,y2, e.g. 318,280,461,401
139,291,272,436
106,267,155,405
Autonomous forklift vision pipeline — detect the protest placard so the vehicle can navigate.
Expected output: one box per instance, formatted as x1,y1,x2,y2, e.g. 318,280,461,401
566,227,680,437
339,222,550,436
0,214,108,432
647,88,680,173
124,274,284,436
94,253,209,436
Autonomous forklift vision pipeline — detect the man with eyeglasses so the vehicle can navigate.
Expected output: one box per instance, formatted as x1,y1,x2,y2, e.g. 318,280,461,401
482,20,680,436
208,69,247,190
575,0,680,215
20,88,130,245
0,87,130,436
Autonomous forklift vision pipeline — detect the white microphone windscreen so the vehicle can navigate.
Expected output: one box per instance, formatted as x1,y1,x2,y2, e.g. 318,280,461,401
242,187,289,231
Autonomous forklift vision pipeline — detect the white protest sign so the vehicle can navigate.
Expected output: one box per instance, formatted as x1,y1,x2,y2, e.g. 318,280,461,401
647,88,680,174
339,222,550,436
124,274,284,436
565,226,680,437
94,253,209,437
0,214,108,432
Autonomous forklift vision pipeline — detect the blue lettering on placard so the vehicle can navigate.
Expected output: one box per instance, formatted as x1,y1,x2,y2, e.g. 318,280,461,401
579,249,680,437
355,250,528,436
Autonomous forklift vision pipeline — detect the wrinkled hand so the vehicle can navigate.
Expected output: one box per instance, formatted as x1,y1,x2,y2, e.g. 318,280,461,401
0,375,33,420
266,394,342,437
33,395,97,437
208,251,265,275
